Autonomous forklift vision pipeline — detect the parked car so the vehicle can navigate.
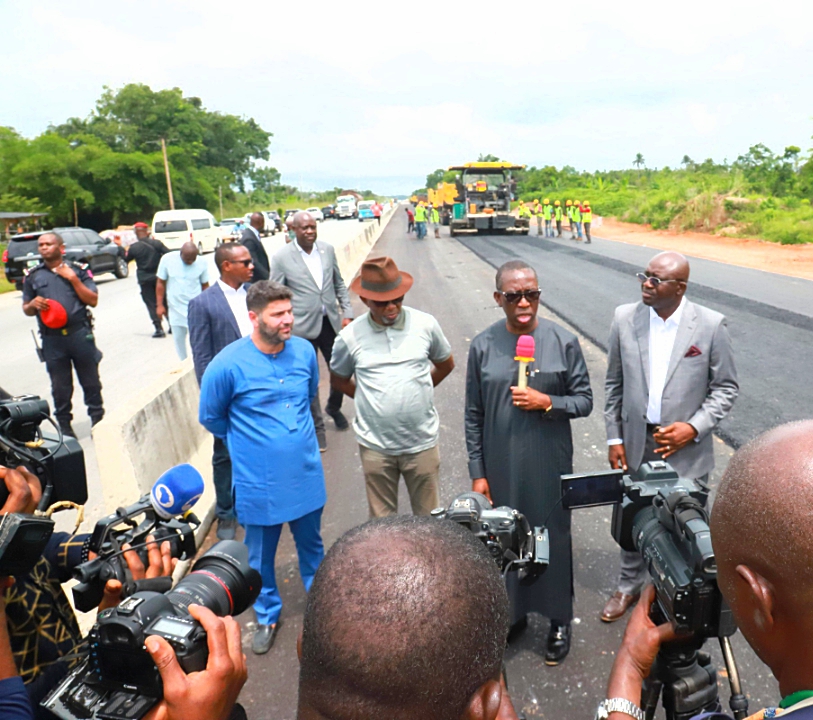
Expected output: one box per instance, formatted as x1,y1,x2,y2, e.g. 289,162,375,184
357,200,375,222
321,205,335,220
152,209,220,253
3,227,128,291
305,207,324,222
284,209,301,222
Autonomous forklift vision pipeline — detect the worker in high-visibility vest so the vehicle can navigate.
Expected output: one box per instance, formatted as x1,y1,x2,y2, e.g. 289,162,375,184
571,199,583,241
581,200,593,244
542,199,553,238
431,205,441,238
566,200,574,235
553,200,563,237
532,199,542,235
414,202,428,239
517,200,532,219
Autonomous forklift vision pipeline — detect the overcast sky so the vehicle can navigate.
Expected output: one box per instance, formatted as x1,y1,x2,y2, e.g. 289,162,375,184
2,0,812,195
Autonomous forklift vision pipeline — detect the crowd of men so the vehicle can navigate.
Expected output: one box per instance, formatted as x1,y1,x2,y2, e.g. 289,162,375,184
11,207,813,720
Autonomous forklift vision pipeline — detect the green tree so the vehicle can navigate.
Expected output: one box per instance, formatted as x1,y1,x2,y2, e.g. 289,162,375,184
425,168,445,189
633,153,645,170
478,153,500,162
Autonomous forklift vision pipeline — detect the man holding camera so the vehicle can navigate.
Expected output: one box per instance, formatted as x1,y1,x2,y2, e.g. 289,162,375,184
0,464,176,717
601,251,738,623
21,232,104,439
603,421,813,720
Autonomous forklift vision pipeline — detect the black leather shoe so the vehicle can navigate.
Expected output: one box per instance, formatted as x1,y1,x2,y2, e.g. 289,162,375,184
252,622,281,655
59,424,77,438
152,329,166,338
326,408,349,431
545,622,571,666
318,434,327,453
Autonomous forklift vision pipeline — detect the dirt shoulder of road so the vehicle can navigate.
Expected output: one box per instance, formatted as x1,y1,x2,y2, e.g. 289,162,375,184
597,218,813,281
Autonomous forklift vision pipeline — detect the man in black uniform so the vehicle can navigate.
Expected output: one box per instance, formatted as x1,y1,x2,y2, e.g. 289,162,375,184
22,232,104,438
240,212,270,282
126,221,170,337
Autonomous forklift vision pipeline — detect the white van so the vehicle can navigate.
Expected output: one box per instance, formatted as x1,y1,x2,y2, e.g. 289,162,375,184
151,209,221,253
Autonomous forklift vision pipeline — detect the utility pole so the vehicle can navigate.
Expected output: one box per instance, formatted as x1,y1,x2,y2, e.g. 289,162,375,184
73,198,78,227
218,185,224,221
161,137,175,210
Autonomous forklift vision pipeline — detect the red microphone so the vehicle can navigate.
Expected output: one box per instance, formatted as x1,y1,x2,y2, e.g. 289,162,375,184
514,335,535,389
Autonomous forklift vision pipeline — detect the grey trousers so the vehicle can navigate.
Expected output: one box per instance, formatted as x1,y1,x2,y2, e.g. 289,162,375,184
616,430,709,595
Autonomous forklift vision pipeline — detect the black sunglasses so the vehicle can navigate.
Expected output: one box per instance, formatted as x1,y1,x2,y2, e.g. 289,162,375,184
368,296,405,307
232,259,253,267
635,272,680,287
499,289,541,304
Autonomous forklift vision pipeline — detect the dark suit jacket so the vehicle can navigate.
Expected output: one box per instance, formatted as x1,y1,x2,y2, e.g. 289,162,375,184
240,228,270,281
188,282,243,385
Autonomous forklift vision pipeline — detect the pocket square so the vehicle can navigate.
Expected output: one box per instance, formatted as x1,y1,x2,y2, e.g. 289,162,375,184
685,345,702,358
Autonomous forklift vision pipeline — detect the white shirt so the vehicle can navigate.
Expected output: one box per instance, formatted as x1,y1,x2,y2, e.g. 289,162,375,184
646,296,685,424
607,297,685,445
296,240,323,290
217,279,253,338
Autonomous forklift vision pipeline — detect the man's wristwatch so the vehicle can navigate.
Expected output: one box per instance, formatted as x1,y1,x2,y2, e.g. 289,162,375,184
595,698,645,720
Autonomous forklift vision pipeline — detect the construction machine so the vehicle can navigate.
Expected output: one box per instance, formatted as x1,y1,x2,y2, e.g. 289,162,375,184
446,162,529,236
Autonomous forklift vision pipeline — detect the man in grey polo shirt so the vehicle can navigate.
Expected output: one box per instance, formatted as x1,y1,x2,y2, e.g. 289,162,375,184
330,257,455,518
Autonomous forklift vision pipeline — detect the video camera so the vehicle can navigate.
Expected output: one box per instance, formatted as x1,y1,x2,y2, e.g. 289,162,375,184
432,492,550,585
44,540,262,720
0,394,88,576
561,461,733,639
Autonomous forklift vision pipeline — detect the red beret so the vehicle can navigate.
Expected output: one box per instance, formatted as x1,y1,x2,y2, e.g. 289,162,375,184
40,300,68,329
133,222,149,229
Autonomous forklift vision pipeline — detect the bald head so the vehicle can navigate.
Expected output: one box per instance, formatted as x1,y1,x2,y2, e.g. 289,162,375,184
292,211,317,250
292,211,314,228
712,421,813,597
180,242,198,264
299,516,509,720
648,251,690,283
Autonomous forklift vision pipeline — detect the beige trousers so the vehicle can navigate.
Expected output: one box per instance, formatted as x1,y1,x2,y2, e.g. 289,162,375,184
359,444,440,518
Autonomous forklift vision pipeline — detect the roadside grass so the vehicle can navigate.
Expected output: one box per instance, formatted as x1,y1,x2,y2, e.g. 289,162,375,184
0,243,15,294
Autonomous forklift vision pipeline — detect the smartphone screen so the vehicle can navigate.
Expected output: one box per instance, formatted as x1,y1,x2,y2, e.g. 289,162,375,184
560,470,624,509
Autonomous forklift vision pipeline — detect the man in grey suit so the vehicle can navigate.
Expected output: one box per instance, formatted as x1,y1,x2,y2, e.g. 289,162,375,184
241,213,270,282
601,251,738,622
270,211,354,449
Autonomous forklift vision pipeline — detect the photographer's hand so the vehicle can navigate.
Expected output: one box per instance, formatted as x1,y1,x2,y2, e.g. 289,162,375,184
99,536,177,611
653,422,697,460
608,444,628,471
144,605,247,720
472,478,493,504
0,466,42,515
606,585,678,714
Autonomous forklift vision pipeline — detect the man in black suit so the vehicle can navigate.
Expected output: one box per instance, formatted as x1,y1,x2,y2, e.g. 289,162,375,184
127,222,171,337
241,213,270,282
188,243,255,540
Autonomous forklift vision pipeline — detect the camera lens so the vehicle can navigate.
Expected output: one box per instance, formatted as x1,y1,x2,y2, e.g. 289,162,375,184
167,540,261,616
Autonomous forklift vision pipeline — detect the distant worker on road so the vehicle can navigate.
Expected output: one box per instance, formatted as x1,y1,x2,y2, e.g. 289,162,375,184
532,199,542,235
372,201,383,226
553,200,563,237
330,257,454,519
414,202,428,239
431,205,440,238
405,206,415,234
126,222,171,337
156,242,210,360
517,200,532,221
241,213,271,282
571,200,583,241
566,199,574,235
542,199,553,237
582,200,593,244
21,232,104,438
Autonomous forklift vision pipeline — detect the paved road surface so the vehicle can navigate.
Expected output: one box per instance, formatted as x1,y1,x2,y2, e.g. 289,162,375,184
0,217,373,527
233,211,781,719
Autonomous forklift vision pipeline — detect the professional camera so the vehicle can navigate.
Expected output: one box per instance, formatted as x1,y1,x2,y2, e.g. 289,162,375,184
432,492,549,584
0,395,88,577
43,540,261,720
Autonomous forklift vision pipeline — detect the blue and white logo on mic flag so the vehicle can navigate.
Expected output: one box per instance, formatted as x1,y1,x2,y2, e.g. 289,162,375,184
153,484,175,510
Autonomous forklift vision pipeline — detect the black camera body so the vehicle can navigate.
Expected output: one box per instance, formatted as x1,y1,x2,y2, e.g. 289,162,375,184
72,497,199,612
44,540,262,720
562,461,734,638
432,492,549,584
0,395,88,577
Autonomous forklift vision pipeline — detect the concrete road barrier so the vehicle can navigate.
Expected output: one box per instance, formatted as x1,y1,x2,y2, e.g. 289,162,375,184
93,205,398,533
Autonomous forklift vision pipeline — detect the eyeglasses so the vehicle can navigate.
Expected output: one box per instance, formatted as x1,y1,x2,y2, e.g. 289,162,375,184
635,272,680,287
368,296,405,307
232,259,253,267
499,289,542,304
